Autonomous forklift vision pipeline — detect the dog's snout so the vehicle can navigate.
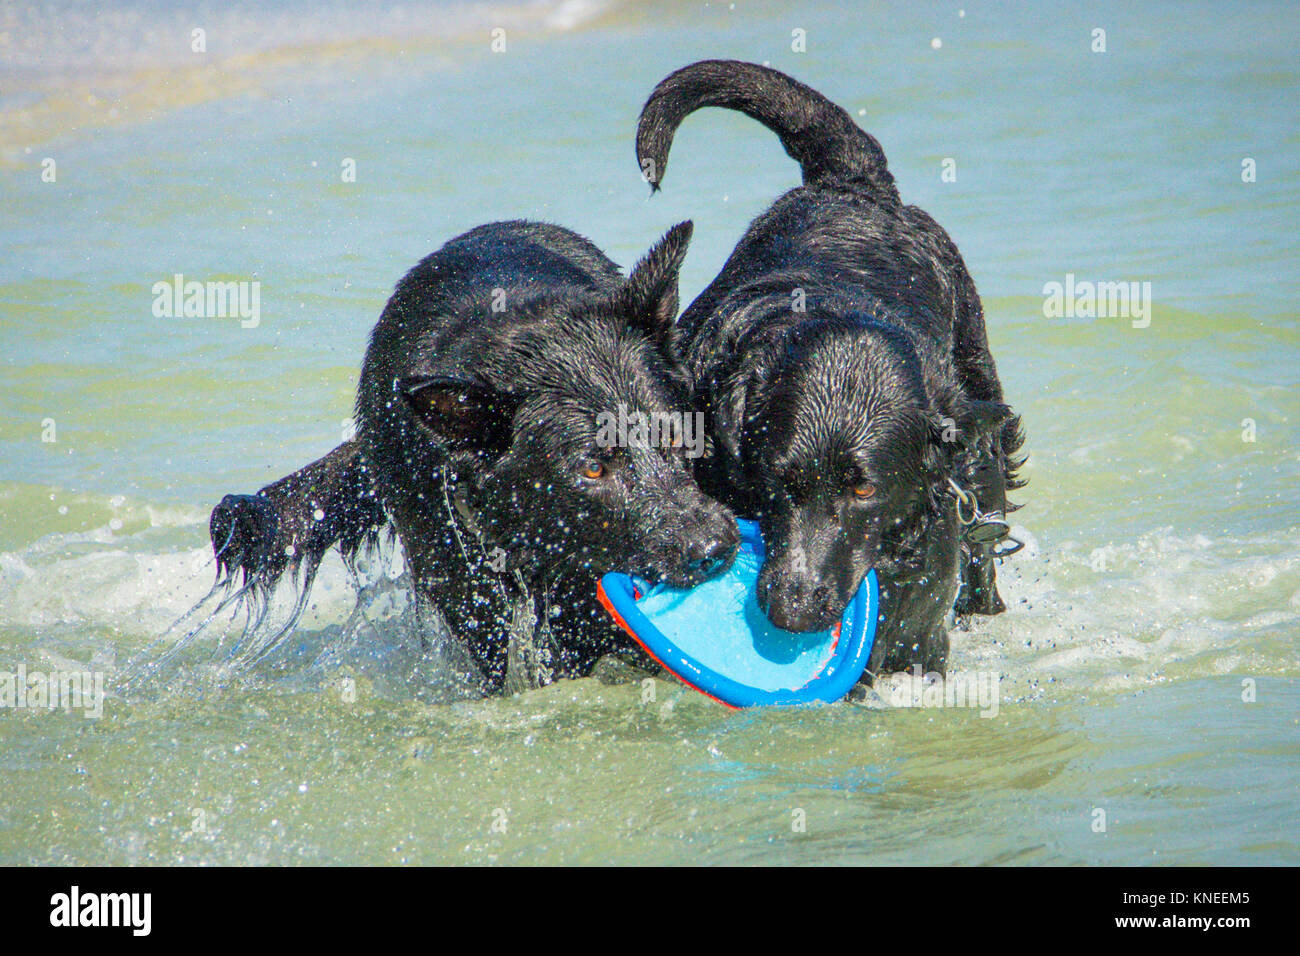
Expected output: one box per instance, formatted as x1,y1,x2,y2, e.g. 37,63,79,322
686,534,737,574
688,538,727,564
758,570,841,633
661,507,739,584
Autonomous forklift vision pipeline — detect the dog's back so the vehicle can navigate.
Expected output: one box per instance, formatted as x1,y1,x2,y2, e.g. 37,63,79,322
362,221,622,379
638,61,992,399
680,192,968,371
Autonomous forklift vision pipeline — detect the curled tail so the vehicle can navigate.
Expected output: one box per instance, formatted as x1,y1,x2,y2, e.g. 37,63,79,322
635,59,900,203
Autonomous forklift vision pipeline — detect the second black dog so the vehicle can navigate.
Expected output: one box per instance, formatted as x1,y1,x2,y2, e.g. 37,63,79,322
635,60,1025,676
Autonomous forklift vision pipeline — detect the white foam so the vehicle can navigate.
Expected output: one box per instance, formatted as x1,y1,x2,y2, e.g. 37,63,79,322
945,524,1300,701
3,505,1295,704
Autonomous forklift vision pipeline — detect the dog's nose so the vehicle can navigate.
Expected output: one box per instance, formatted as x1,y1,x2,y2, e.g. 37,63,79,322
686,536,737,576
758,578,841,633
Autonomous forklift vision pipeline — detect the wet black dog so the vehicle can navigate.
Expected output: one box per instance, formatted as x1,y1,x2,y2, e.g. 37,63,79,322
635,61,1025,676
210,220,738,694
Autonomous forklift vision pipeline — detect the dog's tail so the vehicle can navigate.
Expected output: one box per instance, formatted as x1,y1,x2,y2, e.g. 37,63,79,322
636,59,900,204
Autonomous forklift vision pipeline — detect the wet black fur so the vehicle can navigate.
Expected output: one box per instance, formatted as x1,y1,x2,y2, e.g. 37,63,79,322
636,60,1026,676
210,220,737,694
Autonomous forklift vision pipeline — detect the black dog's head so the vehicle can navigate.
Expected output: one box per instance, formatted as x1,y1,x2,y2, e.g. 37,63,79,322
715,311,1008,631
390,223,739,588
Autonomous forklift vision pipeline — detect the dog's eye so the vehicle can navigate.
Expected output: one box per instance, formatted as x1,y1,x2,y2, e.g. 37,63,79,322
851,482,876,500
581,461,607,480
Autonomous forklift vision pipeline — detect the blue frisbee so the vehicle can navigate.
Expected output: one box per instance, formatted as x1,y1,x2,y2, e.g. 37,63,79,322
597,519,879,708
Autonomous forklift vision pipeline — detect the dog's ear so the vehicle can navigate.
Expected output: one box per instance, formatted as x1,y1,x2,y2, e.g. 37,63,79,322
709,364,770,487
923,396,1012,472
399,374,520,455
617,220,693,357
941,399,1013,445
709,375,746,472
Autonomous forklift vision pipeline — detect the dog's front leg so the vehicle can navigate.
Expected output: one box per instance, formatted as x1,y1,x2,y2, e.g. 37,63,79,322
955,545,1007,617
209,440,384,593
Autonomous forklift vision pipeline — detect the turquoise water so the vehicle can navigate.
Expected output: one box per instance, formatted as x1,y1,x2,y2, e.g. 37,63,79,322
2,0,1297,864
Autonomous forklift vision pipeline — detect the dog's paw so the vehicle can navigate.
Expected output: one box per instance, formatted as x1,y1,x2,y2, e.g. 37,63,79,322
955,581,1007,616
954,579,1007,616
956,546,1007,617
210,493,282,584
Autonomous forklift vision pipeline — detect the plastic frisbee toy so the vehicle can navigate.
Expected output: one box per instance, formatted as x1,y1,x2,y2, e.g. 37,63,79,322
597,519,879,708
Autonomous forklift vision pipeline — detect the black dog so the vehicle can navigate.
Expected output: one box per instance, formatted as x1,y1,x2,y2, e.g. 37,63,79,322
635,61,1025,676
210,220,738,694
